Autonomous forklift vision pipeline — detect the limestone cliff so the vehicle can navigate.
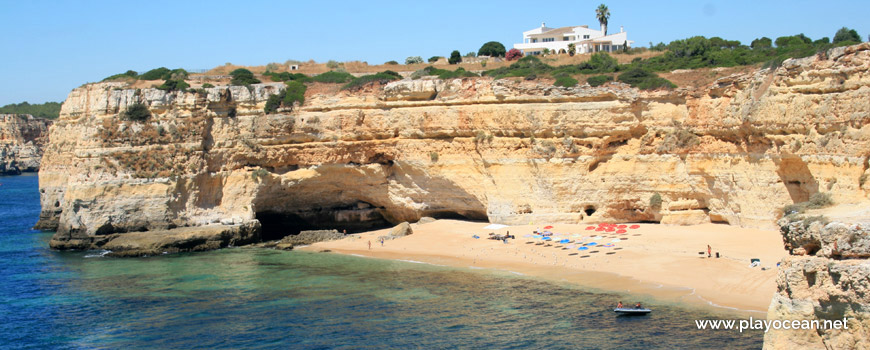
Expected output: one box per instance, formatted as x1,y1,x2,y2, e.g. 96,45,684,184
37,43,870,253
0,114,51,175
764,214,870,349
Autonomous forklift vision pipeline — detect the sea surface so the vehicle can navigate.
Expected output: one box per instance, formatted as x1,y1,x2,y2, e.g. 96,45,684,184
0,174,763,349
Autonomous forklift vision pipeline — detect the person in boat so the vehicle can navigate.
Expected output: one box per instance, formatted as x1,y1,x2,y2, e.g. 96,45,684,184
635,302,642,309
617,301,623,309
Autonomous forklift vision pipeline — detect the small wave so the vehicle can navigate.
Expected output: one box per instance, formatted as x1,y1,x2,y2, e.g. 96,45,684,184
509,271,525,276
398,259,426,264
84,250,111,258
349,254,368,258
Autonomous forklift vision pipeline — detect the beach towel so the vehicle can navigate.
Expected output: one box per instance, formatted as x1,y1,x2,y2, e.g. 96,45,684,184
578,247,589,251
472,235,480,239
483,224,509,230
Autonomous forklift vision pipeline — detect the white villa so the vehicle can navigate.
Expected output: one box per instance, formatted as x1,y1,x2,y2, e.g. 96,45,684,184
514,22,633,55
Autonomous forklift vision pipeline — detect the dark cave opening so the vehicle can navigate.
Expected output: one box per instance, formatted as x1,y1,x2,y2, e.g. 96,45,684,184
255,205,395,241
584,206,597,216
424,210,489,222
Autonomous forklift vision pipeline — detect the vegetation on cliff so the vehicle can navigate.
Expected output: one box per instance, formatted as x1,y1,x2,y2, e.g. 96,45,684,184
265,81,307,114
121,103,151,121
343,70,402,90
0,101,62,119
410,66,479,79
230,68,261,85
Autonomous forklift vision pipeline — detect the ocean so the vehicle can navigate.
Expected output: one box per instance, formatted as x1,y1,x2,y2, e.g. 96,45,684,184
0,174,763,349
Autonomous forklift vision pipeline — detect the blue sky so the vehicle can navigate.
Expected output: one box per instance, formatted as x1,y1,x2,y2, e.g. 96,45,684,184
1,0,867,105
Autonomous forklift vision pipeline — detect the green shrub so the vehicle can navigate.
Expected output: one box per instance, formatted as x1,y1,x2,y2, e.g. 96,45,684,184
405,56,423,64
230,68,261,85
385,60,399,65
465,52,476,57
586,75,613,87
587,52,618,72
264,71,312,83
430,152,439,162
410,66,478,79
157,79,189,91
750,37,773,49
553,76,578,87
122,103,151,121
0,101,62,119
139,67,171,80
343,70,402,90
618,69,676,90
833,27,861,44
202,83,214,88
102,70,139,81
264,80,307,114
478,41,506,57
428,56,441,63
326,60,341,69
649,193,662,208
808,192,833,208
448,50,462,64
312,71,355,84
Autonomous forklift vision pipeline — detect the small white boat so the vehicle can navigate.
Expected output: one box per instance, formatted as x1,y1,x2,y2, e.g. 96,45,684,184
614,307,652,315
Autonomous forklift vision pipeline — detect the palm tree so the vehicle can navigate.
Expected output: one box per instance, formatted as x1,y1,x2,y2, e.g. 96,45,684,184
595,4,610,35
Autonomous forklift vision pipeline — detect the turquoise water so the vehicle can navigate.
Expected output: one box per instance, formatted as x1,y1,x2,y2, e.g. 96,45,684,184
0,174,763,349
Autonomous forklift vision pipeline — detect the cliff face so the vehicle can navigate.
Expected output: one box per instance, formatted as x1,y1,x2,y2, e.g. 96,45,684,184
0,114,51,175
764,216,870,349
37,44,870,253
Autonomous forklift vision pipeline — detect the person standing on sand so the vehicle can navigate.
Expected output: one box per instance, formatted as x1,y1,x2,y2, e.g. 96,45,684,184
707,245,712,258
368,240,372,250
617,301,623,309
380,237,384,247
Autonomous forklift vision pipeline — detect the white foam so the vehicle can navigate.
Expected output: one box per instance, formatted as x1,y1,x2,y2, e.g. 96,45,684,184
83,250,111,258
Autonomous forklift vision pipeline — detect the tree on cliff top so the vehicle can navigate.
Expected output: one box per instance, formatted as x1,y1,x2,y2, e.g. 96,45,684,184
478,41,506,57
230,68,261,85
596,4,610,35
448,50,462,64
833,27,861,44
0,101,62,119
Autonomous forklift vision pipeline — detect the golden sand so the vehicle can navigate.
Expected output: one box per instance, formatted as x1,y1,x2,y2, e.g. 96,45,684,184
302,219,787,315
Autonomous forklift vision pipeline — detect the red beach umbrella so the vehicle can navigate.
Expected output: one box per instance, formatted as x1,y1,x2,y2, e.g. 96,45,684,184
616,229,627,234
586,226,596,230
617,225,627,229
629,224,640,229
595,227,604,232
544,225,554,229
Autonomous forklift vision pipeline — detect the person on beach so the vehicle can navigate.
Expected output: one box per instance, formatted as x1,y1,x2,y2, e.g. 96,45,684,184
635,302,642,309
707,244,712,258
617,301,623,309
368,240,371,250
380,237,384,247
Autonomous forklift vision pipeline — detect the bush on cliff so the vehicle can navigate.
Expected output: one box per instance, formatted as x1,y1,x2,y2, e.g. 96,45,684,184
586,75,613,87
230,68,261,85
553,75,578,87
617,68,676,90
410,66,478,79
157,78,190,92
343,70,402,90
782,192,834,215
311,71,355,84
448,50,462,64
139,67,171,80
405,56,423,65
505,48,524,61
0,101,62,119
102,70,139,82
122,103,151,121
265,81,307,114
649,193,662,209
478,41,506,57
264,71,312,83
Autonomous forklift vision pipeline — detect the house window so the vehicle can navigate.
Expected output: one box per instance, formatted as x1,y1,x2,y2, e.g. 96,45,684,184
563,37,570,41
542,38,554,42
583,35,590,39
531,39,538,43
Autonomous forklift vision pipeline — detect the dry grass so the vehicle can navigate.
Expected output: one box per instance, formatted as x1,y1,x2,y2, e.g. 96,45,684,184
659,65,757,89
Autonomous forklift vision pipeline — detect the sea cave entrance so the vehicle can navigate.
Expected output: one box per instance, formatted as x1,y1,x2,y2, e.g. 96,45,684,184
255,203,395,241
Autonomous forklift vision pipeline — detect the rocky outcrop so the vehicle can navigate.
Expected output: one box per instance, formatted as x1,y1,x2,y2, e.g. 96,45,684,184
277,229,345,246
379,222,413,241
37,44,870,252
50,221,260,257
764,217,870,349
0,114,51,174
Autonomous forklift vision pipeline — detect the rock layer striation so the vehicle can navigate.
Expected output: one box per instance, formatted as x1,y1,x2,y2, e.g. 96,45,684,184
37,44,870,253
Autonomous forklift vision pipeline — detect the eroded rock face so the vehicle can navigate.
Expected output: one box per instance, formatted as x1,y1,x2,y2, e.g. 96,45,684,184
37,43,870,251
765,210,870,349
0,114,51,175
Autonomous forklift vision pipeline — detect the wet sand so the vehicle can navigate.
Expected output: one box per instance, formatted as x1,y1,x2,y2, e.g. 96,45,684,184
302,219,788,315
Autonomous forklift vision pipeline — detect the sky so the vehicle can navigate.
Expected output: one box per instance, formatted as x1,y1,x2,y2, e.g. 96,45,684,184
1,0,868,105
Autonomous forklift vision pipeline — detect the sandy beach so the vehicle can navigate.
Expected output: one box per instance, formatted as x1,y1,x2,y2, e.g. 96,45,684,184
302,219,788,315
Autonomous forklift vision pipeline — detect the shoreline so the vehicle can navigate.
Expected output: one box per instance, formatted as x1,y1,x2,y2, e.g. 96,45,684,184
301,219,788,316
